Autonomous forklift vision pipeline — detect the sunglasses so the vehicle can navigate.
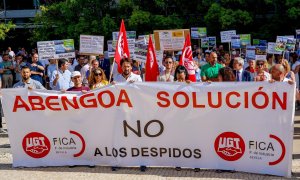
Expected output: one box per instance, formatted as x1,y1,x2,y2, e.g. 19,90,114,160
257,63,264,66
94,73,102,76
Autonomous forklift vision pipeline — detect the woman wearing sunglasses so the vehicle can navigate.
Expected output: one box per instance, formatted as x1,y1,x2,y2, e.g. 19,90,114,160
254,60,271,81
88,67,108,90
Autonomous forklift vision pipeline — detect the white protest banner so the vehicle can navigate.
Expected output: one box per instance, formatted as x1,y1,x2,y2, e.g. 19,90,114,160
108,39,135,58
255,46,267,60
267,42,282,55
133,39,148,62
79,35,104,55
107,40,116,58
113,31,136,40
153,29,190,51
2,82,294,178
133,39,163,66
191,27,207,39
37,39,75,60
231,35,241,49
246,46,255,59
220,30,236,43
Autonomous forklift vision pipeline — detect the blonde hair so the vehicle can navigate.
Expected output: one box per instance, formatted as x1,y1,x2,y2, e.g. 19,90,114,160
282,59,290,73
88,68,107,89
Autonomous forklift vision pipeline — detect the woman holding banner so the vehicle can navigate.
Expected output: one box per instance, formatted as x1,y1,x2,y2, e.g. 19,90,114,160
88,67,108,90
254,60,271,81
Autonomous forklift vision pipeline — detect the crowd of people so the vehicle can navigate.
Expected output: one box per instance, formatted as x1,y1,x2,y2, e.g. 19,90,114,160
0,45,299,133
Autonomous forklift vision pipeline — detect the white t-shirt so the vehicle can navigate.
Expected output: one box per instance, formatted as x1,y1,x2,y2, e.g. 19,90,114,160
114,72,142,82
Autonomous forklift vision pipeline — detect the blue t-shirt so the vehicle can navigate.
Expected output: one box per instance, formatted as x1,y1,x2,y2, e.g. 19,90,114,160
29,61,44,84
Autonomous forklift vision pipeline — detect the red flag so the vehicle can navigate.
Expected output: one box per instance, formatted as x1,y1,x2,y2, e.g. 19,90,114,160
179,34,196,82
114,19,130,74
145,36,159,81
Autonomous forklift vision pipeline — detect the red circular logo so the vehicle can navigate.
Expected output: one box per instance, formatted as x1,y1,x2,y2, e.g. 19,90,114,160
214,132,245,161
22,132,51,158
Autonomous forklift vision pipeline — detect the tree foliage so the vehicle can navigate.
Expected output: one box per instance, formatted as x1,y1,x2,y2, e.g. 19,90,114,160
0,22,16,40
31,0,300,44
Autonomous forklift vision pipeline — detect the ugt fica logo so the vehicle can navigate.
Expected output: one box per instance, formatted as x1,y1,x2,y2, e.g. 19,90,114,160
214,132,245,161
22,132,51,158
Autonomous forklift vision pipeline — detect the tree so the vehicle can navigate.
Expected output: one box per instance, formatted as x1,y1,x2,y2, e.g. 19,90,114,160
0,22,16,40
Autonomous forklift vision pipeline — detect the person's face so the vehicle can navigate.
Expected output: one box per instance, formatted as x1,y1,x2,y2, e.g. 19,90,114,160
224,53,230,60
61,62,69,71
72,75,82,86
164,58,173,69
233,60,242,70
256,61,264,70
3,55,9,61
16,56,22,62
32,54,38,62
205,54,210,61
94,71,103,81
249,60,255,67
270,68,282,80
122,62,132,75
21,68,31,80
92,61,99,68
79,58,85,65
177,71,186,81
209,53,217,64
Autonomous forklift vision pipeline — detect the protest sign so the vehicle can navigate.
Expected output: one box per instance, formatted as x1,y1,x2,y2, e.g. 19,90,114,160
2,82,294,178
220,30,236,43
133,39,148,62
201,38,209,48
259,40,267,46
153,29,190,51
208,37,216,48
296,29,300,40
253,39,259,45
79,35,104,55
191,27,207,39
107,40,116,58
267,42,282,55
275,36,294,52
112,31,136,40
240,34,251,48
246,46,255,60
255,46,267,60
231,35,241,49
37,39,75,60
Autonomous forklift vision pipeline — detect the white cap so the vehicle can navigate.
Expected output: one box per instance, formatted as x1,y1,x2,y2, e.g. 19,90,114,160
71,71,81,78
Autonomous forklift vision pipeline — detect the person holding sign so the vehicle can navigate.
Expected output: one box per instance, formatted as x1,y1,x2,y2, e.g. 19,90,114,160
200,52,223,82
50,59,73,91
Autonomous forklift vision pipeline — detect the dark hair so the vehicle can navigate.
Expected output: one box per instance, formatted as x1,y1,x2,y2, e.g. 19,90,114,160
21,66,30,71
58,58,68,68
218,67,235,82
120,58,132,66
174,65,189,81
164,56,173,62
205,52,210,56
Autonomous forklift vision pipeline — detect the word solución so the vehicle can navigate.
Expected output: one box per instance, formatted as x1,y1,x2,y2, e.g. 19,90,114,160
12,87,288,112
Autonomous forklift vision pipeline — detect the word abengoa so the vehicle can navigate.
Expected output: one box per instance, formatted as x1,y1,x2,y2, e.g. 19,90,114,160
13,86,288,112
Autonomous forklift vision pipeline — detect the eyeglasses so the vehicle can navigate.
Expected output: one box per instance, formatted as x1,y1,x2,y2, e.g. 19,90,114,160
94,73,102,76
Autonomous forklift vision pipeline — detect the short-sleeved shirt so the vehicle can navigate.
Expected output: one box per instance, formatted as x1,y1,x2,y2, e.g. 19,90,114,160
29,61,44,84
50,69,73,91
114,72,142,82
67,86,90,92
200,63,223,79
0,61,13,75
13,78,46,89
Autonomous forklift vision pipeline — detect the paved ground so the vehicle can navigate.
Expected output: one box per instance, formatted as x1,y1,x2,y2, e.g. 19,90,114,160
1,114,300,180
